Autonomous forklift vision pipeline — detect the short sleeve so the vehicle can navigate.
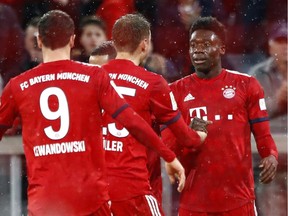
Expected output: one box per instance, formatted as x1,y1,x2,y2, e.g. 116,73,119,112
0,81,18,137
97,68,128,118
149,76,180,125
247,76,269,124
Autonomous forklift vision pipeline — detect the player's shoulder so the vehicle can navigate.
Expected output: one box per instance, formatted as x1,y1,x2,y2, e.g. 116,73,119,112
224,69,258,83
72,61,104,73
225,69,251,79
144,68,166,82
224,69,261,90
170,74,193,88
9,66,37,85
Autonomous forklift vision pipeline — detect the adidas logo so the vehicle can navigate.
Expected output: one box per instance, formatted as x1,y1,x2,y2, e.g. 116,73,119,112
184,93,195,102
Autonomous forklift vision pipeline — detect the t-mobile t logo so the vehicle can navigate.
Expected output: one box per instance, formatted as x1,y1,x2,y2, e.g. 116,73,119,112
189,106,233,121
189,106,208,120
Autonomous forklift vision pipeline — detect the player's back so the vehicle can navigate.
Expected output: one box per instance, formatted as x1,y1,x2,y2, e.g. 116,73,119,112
9,60,110,214
102,59,177,201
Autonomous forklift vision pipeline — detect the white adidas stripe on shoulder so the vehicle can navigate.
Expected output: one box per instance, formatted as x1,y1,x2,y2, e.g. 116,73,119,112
145,195,161,216
226,69,251,77
75,61,101,68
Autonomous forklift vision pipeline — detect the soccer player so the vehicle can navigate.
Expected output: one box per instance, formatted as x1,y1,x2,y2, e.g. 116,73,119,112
162,17,279,216
101,14,207,216
0,10,186,216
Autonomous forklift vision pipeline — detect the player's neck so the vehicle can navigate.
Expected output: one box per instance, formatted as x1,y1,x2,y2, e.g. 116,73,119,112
196,64,222,79
116,52,141,66
42,46,71,63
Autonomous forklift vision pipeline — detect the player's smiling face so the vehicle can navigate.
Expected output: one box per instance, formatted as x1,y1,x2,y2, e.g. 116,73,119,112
189,29,225,75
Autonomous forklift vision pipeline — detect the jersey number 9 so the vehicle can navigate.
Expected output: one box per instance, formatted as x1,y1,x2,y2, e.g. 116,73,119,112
39,87,69,140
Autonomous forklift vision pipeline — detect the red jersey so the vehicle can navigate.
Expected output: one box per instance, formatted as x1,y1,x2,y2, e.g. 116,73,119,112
102,59,180,201
0,60,128,215
163,69,278,212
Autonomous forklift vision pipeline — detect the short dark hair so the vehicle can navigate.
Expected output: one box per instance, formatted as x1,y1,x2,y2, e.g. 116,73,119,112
38,10,74,50
79,16,106,35
26,17,41,29
190,16,226,44
90,41,117,59
112,13,151,53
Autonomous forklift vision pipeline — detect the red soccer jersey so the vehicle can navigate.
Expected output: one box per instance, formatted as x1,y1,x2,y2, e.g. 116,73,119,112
163,69,278,212
102,59,179,201
0,60,128,215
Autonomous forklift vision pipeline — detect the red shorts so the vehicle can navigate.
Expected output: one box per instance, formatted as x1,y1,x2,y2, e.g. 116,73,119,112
179,202,257,216
111,195,164,216
28,202,111,216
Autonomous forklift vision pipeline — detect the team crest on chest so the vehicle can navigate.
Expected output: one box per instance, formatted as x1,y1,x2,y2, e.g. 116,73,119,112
222,86,236,99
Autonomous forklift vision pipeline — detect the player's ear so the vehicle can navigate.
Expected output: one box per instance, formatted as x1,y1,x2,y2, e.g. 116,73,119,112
37,36,42,49
69,34,76,48
141,38,149,53
219,44,225,55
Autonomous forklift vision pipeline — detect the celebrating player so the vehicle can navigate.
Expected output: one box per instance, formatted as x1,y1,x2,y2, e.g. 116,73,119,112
101,14,207,216
0,10,185,216
162,17,279,216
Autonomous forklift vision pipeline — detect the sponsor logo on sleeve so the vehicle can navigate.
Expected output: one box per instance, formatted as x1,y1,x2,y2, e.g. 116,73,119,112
259,98,267,110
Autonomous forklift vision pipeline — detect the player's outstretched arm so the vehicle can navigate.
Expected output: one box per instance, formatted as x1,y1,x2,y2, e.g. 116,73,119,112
149,76,207,148
114,106,186,190
115,106,176,162
166,115,207,148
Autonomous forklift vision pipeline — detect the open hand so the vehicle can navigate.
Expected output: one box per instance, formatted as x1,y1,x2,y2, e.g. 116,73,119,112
165,158,186,192
189,117,213,133
259,155,278,184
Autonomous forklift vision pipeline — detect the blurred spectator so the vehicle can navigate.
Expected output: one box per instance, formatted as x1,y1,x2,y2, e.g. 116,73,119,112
249,22,287,133
0,3,25,87
141,42,181,83
153,0,204,76
249,28,286,216
73,16,107,63
96,0,135,39
89,41,116,65
178,0,202,30
21,0,101,30
213,0,287,72
22,17,42,71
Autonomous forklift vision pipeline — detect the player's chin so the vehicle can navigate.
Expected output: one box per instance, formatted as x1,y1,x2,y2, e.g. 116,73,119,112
193,64,210,72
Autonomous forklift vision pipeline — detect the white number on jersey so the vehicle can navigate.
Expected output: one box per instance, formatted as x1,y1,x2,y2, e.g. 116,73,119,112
105,85,136,138
40,87,70,140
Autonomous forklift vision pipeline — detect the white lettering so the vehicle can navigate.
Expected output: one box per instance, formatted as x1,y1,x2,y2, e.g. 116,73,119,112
56,72,90,83
117,74,149,89
20,81,29,91
103,139,123,152
33,141,86,157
